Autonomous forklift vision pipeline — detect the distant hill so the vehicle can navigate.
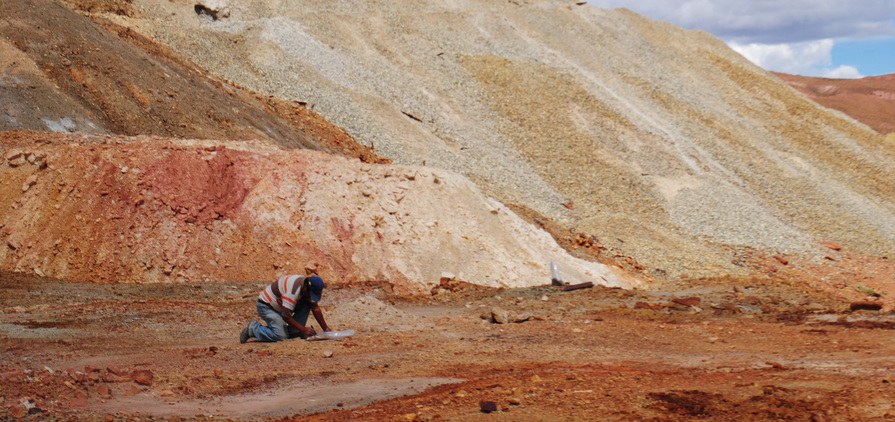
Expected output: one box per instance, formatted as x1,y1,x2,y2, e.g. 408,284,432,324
775,72,895,136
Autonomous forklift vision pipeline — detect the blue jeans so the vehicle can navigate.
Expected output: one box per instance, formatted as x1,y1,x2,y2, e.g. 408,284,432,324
247,300,312,342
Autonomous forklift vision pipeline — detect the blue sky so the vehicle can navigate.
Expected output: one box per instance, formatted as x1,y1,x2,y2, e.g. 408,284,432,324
586,0,895,78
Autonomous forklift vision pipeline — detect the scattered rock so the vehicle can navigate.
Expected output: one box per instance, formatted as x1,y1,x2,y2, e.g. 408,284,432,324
488,307,510,324
194,2,230,21
22,174,38,191
820,241,842,251
323,350,334,358
479,400,498,413
10,405,26,419
103,374,132,383
850,301,883,311
672,297,701,307
132,369,153,386
26,151,43,165
5,149,25,167
804,303,826,312
766,361,786,370
123,385,142,396
483,307,535,324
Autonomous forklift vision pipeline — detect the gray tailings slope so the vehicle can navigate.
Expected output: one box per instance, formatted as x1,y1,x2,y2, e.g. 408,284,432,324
71,0,895,279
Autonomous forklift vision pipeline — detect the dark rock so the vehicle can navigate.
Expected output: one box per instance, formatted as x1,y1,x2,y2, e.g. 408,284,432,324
850,301,883,311
480,400,498,413
561,282,594,292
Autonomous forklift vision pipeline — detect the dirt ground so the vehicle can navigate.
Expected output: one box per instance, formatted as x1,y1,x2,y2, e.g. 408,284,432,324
2,271,894,422
4,1,895,420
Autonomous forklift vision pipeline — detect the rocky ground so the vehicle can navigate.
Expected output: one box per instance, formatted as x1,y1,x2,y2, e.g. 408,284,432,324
2,270,895,421
4,1,895,420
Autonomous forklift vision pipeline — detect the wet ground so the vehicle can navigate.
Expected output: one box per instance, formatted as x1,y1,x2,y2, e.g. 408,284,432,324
2,272,895,421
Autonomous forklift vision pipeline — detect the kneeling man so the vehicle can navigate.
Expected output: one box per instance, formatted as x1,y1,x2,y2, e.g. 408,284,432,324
240,274,332,343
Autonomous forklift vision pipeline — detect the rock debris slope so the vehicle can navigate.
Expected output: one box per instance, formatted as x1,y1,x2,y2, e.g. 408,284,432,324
0,0,370,156
0,0,638,290
98,0,895,280
0,132,637,291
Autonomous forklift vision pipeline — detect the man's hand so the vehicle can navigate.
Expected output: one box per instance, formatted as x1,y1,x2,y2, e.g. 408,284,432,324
304,326,317,337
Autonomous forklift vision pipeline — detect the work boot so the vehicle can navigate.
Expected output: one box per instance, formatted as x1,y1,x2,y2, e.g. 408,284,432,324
239,324,252,344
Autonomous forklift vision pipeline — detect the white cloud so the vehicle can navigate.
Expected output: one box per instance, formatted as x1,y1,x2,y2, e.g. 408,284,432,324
823,65,863,79
588,0,895,44
586,0,895,77
728,39,863,78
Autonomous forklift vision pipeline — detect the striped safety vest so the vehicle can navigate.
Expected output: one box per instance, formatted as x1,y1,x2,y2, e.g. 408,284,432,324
258,275,306,313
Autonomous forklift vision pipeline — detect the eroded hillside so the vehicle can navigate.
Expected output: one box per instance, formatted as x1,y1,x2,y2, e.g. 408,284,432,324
0,0,381,161
4,0,895,289
87,0,895,282
0,131,636,291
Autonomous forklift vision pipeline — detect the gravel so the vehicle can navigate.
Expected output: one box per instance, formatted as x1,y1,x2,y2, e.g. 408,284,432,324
107,0,895,280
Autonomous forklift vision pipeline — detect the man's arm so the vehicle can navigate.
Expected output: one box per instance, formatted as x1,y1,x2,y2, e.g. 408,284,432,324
280,308,316,337
311,304,332,332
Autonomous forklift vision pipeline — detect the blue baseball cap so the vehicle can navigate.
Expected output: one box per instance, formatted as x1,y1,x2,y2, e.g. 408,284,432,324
306,276,325,303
